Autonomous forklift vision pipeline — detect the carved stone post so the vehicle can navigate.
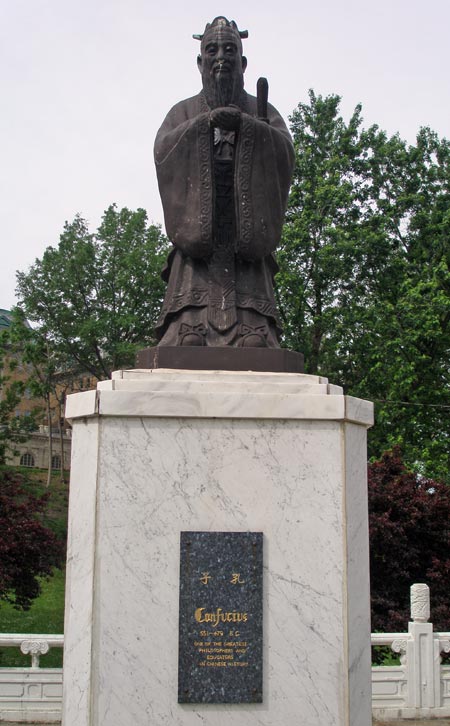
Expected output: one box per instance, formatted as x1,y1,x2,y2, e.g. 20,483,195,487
20,639,49,668
407,583,438,709
410,583,430,622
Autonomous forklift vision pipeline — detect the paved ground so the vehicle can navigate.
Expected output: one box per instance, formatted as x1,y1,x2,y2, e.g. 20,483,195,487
4,720,450,725
373,721,450,725
1,721,450,725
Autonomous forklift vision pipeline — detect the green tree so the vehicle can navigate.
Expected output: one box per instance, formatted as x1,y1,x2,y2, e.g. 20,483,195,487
8,310,70,485
277,91,450,482
277,91,367,371
16,205,169,380
0,329,36,466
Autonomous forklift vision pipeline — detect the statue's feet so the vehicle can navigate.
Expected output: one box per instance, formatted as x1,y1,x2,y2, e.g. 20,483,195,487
239,333,267,347
178,323,207,346
236,324,269,348
159,317,278,347
180,332,205,346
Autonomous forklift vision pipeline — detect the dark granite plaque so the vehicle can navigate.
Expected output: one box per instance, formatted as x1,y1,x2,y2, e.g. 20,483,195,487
178,531,263,703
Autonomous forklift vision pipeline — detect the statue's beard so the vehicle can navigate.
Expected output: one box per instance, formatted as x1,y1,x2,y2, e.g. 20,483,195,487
202,71,244,109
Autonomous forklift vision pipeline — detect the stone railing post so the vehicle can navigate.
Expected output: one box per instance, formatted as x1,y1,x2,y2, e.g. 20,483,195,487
403,583,450,710
20,638,50,668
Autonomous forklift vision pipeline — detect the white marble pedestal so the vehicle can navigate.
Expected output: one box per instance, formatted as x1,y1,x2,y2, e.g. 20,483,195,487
62,368,373,726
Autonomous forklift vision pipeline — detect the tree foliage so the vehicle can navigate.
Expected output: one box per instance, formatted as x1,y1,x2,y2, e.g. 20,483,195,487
0,329,36,465
0,469,64,609
16,205,169,380
8,309,70,484
277,91,450,481
369,448,450,634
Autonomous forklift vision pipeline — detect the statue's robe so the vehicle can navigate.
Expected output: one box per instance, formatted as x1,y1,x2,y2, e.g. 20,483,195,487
154,89,294,345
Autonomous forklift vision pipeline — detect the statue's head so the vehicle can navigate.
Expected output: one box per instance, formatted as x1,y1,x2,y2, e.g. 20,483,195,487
193,17,248,108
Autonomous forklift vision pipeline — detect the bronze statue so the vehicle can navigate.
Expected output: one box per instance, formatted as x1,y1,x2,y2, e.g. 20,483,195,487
154,17,294,348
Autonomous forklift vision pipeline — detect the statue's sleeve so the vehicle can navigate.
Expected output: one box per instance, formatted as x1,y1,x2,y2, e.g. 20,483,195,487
235,104,295,261
154,99,213,258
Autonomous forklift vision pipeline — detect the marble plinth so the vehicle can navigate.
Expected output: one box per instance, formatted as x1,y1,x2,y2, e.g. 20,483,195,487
62,369,373,726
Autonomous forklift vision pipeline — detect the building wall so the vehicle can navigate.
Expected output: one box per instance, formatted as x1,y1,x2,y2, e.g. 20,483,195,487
6,428,72,470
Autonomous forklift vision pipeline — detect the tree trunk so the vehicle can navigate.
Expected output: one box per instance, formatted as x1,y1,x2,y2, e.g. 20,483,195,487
58,399,66,484
46,395,52,488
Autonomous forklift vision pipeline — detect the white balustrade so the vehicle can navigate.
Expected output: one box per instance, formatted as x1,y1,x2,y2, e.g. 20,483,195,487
0,635,63,722
372,584,450,721
0,587,449,722
0,634,64,668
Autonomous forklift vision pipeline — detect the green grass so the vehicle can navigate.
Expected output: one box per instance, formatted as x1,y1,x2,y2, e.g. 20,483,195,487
372,645,401,666
0,568,65,667
1,467,68,668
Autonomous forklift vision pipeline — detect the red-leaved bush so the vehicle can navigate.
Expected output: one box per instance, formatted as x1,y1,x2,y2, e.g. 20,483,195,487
0,469,64,609
369,448,450,633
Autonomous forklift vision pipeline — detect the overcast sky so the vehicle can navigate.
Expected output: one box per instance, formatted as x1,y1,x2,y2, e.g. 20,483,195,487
1,0,449,310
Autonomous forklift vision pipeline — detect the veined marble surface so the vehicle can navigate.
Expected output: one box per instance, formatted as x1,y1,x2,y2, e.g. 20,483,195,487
66,369,373,426
62,419,98,726
62,370,372,726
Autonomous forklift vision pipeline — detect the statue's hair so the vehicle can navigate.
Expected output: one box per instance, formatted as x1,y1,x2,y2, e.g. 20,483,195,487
193,16,248,49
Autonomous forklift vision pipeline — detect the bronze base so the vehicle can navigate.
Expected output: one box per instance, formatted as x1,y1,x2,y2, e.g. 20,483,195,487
136,346,304,373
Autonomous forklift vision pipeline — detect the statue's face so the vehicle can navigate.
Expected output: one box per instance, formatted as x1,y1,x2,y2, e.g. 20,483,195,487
197,28,247,85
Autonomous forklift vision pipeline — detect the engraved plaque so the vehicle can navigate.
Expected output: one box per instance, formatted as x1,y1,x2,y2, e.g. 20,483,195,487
178,531,263,703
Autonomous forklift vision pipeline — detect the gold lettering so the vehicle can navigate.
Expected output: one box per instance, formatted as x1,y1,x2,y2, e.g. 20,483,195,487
194,607,248,625
206,654,234,660
227,662,249,667
195,608,205,623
